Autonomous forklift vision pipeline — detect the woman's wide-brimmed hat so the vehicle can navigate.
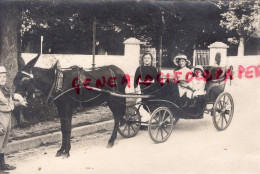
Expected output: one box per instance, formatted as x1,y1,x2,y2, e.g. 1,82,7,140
0,66,6,73
193,65,204,72
173,54,191,66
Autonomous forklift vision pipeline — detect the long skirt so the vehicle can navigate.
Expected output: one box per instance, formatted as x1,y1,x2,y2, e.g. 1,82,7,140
0,112,11,153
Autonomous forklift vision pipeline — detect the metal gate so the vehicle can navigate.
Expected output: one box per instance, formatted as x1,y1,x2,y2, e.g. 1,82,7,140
193,49,210,66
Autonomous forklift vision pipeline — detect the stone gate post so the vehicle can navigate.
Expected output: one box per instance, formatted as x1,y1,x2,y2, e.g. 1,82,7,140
208,42,229,66
123,38,141,93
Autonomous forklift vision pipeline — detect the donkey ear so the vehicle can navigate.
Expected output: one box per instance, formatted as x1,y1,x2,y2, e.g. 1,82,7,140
22,53,41,73
52,59,61,70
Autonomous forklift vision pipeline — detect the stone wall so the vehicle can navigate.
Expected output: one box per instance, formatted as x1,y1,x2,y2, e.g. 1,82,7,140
22,37,143,93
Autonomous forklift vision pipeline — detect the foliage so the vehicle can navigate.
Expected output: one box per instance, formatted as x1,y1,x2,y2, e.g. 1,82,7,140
218,0,260,44
19,2,164,54
19,2,241,62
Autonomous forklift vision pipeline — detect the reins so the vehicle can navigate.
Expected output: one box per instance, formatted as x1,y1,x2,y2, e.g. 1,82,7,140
68,93,102,103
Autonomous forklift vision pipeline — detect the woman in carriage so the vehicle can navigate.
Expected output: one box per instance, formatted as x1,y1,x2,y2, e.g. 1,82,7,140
134,53,158,122
172,54,192,106
173,55,206,108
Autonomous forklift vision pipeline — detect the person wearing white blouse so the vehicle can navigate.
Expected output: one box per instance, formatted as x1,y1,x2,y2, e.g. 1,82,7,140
172,54,192,106
186,65,206,107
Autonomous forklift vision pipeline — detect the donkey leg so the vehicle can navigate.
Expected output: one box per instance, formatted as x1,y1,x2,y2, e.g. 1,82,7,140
63,116,72,158
107,97,126,148
56,117,72,158
55,99,73,158
56,118,67,157
107,115,120,148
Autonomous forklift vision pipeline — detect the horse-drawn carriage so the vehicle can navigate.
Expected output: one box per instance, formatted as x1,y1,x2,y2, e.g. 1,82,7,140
118,66,234,143
14,54,234,157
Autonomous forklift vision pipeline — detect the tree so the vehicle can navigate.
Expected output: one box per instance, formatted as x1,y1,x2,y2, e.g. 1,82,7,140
19,2,166,55
19,2,231,65
19,3,88,54
218,1,260,56
0,4,19,90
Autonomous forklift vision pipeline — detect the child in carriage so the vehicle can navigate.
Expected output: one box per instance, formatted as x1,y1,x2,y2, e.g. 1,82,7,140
173,55,206,107
186,65,206,107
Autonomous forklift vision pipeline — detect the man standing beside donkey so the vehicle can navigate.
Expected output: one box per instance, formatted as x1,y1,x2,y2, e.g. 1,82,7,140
0,66,27,173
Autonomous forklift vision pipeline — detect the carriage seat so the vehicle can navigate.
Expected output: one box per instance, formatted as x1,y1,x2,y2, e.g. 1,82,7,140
202,66,232,102
179,66,232,110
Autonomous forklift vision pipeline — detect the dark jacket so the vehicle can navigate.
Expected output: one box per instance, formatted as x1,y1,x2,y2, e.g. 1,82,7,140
134,66,158,94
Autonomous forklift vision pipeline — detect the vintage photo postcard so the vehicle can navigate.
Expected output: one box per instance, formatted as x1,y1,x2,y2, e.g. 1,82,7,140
0,0,259,174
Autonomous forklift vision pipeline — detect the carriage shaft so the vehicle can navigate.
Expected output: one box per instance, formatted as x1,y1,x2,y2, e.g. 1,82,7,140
53,87,153,101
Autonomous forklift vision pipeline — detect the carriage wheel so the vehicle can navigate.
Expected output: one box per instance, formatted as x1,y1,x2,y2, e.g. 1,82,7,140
213,92,234,131
118,106,141,138
148,107,175,143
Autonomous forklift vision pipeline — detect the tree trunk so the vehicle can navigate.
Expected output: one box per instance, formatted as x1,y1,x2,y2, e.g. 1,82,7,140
0,4,19,127
0,4,19,89
237,37,245,56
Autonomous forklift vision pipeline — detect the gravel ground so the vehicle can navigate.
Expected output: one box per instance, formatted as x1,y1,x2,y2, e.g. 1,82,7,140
9,98,137,142
9,105,113,142
4,77,260,174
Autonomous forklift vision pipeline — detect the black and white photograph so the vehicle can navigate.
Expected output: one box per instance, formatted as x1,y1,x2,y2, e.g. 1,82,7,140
0,0,259,173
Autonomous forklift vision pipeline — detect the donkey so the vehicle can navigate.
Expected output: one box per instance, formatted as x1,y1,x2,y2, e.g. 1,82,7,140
14,55,127,158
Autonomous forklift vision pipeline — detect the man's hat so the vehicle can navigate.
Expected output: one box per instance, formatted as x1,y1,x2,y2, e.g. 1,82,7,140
0,66,6,73
173,54,191,66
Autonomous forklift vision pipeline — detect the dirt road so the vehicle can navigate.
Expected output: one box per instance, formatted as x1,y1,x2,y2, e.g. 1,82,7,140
7,78,260,174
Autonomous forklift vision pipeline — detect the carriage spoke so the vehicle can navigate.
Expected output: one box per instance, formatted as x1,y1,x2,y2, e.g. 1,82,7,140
162,111,166,122
158,111,162,122
215,111,221,118
226,113,232,122
216,114,221,125
152,116,160,124
153,117,160,124
130,124,136,132
128,124,131,135
160,128,164,140
224,112,230,117
221,115,224,128
226,112,232,116
223,115,228,125
223,95,227,106
226,99,231,108
162,116,171,124
216,102,222,110
226,96,230,106
220,99,224,108
118,106,141,138
152,126,160,134
156,128,160,139
219,100,224,109
149,107,174,143
162,127,169,135
122,124,128,133
221,97,226,108
213,93,234,131
225,105,232,110
217,100,221,109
